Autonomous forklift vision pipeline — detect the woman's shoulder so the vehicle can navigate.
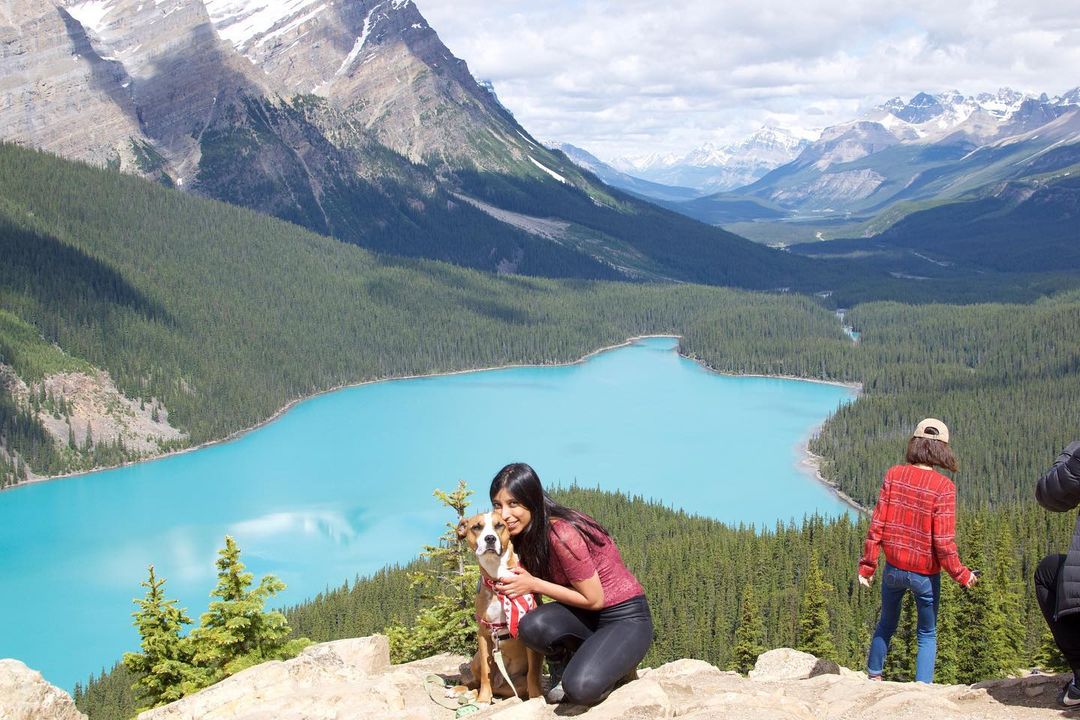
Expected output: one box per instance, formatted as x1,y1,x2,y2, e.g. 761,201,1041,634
549,517,584,540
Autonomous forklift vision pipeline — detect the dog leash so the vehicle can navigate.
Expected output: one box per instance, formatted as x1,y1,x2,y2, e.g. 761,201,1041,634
490,630,520,701
423,674,482,717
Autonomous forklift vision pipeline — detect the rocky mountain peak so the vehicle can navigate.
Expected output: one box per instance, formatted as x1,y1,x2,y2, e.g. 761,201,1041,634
892,91,946,124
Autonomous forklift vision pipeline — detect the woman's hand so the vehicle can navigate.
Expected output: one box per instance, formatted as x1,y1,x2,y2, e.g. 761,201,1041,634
497,566,535,598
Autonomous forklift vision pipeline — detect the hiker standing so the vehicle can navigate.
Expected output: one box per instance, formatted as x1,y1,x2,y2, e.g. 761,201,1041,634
857,418,977,683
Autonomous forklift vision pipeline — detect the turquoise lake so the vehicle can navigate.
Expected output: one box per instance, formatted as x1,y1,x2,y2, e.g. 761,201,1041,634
0,337,855,689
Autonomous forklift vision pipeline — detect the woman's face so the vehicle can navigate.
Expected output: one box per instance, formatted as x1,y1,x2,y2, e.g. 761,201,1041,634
492,487,532,536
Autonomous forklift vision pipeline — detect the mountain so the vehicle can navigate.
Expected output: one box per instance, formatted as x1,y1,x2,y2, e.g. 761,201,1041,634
551,143,702,202
790,174,1080,274
610,126,814,193
0,0,843,290
680,88,1080,259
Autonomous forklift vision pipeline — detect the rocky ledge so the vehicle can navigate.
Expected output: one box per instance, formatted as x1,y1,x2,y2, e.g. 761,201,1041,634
1,638,1073,720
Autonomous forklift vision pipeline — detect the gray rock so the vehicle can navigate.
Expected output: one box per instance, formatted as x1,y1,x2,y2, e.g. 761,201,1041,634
749,648,841,681
0,659,87,720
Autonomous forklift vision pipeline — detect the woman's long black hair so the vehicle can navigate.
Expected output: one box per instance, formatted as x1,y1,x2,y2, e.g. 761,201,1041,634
490,462,610,580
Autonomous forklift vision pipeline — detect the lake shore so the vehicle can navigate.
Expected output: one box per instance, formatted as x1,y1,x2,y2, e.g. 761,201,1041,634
8,334,862,506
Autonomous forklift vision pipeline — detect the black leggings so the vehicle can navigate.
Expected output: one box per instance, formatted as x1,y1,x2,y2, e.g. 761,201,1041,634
517,595,653,705
1036,553,1080,677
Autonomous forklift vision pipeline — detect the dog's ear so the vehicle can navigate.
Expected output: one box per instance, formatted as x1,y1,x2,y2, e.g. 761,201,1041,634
456,518,469,539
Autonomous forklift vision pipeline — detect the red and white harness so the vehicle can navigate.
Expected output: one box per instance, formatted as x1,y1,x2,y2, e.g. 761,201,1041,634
480,575,537,642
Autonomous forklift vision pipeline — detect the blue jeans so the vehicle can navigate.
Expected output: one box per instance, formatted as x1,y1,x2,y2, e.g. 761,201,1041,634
866,562,941,683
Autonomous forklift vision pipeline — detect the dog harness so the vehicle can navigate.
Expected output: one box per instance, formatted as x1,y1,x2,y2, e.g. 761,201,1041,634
481,575,537,638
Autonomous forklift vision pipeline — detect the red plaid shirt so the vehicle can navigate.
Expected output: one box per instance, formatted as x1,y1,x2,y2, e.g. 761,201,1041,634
858,464,973,585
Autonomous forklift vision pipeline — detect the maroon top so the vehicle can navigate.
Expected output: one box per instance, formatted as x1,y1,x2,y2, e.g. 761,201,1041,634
546,517,645,608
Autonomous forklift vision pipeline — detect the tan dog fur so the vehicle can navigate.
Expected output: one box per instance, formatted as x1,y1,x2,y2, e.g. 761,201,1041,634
457,511,543,703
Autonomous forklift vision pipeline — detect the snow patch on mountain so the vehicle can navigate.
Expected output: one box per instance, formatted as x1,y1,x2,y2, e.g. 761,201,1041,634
66,0,115,37
529,156,567,183
334,6,375,76
204,0,324,48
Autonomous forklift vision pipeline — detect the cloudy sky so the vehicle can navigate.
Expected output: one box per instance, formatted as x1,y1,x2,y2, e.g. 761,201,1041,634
413,0,1080,162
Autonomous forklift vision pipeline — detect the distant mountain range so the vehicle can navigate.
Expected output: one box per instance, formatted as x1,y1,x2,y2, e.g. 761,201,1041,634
550,144,702,202
647,88,1080,276
606,126,815,195
1,0,850,291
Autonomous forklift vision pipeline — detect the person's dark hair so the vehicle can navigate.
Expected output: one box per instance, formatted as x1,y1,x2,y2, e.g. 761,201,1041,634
906,437,959,473
490,462,610,580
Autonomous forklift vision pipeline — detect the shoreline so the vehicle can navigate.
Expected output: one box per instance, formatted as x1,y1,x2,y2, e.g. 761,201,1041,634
797,433,868,515
6,334,862,507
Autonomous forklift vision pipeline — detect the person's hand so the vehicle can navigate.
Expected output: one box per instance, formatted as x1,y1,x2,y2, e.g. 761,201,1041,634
497,566,535,598
858,575,872,588
965,570,980,588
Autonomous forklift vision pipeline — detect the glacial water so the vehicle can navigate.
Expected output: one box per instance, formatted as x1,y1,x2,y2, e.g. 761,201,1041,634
0,337,855,689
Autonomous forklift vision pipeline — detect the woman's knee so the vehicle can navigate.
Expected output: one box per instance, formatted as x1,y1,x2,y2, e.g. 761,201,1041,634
561,667,610,705
517,604,578,653
516,609,549,649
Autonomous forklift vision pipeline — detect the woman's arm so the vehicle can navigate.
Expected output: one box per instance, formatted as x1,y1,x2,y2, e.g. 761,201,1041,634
498,567,605,610
858,474,891,580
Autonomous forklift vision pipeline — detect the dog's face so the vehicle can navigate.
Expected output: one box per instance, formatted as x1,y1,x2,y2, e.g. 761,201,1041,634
458,511,512,558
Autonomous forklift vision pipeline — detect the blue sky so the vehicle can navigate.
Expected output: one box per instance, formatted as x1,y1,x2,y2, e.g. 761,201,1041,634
414,0,1080,161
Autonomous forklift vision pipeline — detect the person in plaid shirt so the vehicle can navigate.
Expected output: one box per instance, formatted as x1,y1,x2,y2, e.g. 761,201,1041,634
857,418,978,683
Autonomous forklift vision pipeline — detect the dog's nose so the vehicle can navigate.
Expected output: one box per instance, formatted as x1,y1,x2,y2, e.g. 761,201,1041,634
484,534,496,546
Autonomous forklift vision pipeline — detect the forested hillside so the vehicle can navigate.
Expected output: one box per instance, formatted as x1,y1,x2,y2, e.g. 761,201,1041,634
0,143,860,485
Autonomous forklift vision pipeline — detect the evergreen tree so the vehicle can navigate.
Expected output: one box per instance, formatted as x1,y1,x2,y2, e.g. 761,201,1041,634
387,480,480,663
954,518,1014,682
935,580,960,684
188,536,300,682
730,584,766,673
990,524,1026,669
796,554,836,661
122,565,196,711
1035,626,1071,674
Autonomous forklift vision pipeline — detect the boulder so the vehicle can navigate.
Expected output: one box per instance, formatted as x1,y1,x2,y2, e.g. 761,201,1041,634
0,659,87,720
749,648,841,681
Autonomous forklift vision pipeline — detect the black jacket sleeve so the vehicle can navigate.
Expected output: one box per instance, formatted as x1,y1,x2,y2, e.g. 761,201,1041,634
1036,441,1080,512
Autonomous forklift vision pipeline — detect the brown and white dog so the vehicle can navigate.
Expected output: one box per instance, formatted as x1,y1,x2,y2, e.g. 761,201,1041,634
457,511,543,703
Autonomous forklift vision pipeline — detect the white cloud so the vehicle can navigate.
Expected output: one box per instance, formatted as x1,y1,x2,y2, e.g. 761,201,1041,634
413,0,1080,160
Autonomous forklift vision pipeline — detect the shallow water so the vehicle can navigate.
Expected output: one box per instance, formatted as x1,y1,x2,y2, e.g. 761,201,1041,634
0,337,854,689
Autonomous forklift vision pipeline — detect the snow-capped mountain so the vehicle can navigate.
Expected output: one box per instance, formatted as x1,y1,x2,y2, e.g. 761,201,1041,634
609,126,816,193
685,86,1080,223
862,87,1079,144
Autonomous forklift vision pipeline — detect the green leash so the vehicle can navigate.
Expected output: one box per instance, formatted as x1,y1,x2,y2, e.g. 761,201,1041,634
423,674,481,717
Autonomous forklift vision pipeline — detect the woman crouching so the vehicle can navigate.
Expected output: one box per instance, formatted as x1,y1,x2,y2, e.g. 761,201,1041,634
489,462,653,705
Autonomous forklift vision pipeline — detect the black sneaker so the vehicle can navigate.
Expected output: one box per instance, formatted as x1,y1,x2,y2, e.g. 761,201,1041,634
1060,679,1080,708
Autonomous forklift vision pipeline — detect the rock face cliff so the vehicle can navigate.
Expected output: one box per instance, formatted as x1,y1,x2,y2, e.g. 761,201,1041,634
0,659,87,720
2,0,575,188
4,636,1063,720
